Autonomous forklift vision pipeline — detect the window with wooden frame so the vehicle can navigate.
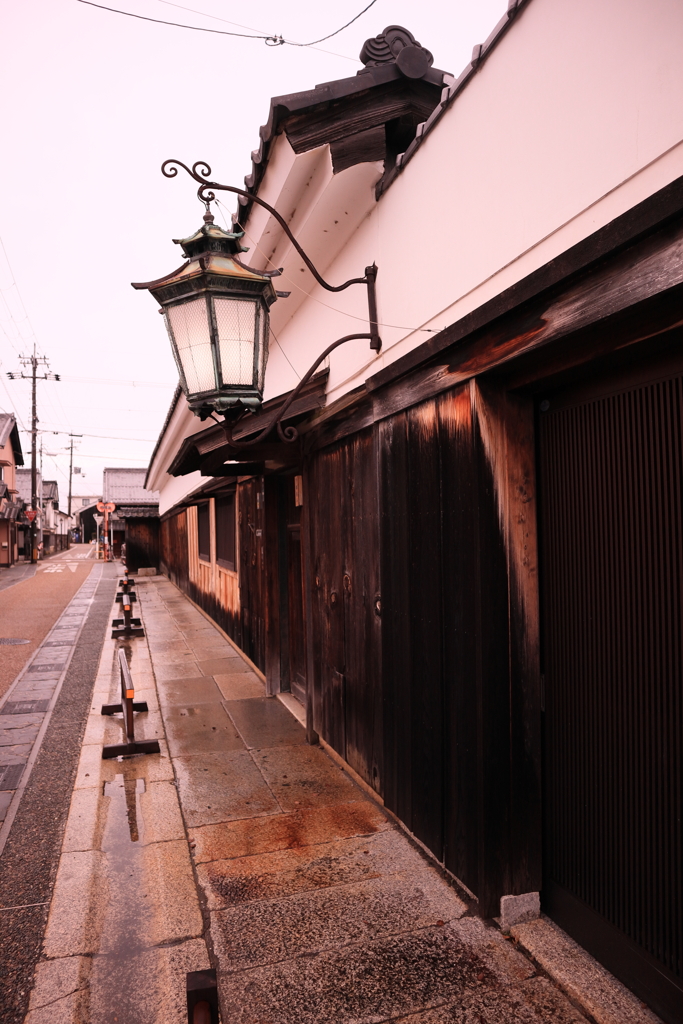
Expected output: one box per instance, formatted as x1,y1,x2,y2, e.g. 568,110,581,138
197,503,211,562
215,493,236,571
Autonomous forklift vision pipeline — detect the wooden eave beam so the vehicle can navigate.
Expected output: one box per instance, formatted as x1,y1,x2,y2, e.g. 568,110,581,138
368,173,683,394
283,79,441,155
166,371,328,477
302,209,683,452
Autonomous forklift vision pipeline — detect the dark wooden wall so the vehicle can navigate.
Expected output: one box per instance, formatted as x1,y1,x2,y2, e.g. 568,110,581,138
159,510,189,590
238,478,266,672
378,381,541,917
125,518,159,571
159,489,268,675
306,428,382,792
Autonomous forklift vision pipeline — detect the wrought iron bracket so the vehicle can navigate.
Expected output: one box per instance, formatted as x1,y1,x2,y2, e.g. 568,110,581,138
162,161,381,349
162,160,382,447
224,332,373,447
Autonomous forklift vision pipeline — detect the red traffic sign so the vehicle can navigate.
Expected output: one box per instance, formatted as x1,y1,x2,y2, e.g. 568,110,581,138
26,509,38,522
97,501,116,513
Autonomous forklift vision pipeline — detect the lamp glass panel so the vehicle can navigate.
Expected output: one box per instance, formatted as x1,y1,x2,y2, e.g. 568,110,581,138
167,298,215,394
214,298,256,386
257,305,269,391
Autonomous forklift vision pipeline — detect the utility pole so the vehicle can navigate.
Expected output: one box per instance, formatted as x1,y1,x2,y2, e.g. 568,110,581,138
27,346,46,564
68,436,74,519
66,434,82,550
66,434,82,518
7,345,60,564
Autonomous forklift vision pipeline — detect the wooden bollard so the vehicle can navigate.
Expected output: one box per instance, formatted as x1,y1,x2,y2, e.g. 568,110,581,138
101,649,160,758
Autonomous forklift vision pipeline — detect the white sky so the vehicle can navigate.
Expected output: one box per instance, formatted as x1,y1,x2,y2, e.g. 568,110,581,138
0,0,505,502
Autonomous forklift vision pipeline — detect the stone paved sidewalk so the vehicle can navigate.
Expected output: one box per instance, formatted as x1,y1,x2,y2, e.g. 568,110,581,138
25,571,660,1024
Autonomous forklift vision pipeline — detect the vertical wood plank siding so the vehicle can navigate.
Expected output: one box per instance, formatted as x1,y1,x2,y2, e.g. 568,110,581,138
160,489,265,671
159,510,189,589
306,429,382,791
539,370,683,1019
124,518,160,572
238,478,266,671
159,390,542,916
379,382,541,916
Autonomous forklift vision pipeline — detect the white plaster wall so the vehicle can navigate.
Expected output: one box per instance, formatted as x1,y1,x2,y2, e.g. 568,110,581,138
261,0,683,404
151,0,683,508
156,467,204,517
148,391,207,513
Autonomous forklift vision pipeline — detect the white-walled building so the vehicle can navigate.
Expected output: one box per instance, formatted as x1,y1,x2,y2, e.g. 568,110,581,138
142,4,683,1018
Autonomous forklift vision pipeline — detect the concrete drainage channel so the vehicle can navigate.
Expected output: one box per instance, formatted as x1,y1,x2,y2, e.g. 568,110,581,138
0,562,119,1024
24,572,212,1023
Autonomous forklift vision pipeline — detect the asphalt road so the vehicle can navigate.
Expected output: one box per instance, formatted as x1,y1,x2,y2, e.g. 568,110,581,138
0,557,118,1024
0,546,96,702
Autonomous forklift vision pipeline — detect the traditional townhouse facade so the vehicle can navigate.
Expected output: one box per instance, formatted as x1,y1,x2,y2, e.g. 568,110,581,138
143,1,683,1019
0,413,24,566
41,481,67,554
102,467,159,567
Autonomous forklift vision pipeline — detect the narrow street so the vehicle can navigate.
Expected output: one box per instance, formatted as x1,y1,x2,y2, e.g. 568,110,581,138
0,560,657,1024
0,545,97,702
0,0,680,1019
0,549,118,1024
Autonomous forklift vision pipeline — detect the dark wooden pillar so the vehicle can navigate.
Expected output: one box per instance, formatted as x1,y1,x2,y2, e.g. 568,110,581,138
379,380,542,917
263,476,282,696
468,380,542,913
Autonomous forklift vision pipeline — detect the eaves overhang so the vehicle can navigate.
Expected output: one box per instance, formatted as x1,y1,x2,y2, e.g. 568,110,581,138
168,369,329,477
234,26,451,229
144,384,183,491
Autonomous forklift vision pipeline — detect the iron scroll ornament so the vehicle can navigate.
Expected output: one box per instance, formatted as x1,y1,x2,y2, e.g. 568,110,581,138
161,160,381,447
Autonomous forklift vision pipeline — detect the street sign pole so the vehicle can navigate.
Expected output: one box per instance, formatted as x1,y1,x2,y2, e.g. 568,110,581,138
96,502,116,562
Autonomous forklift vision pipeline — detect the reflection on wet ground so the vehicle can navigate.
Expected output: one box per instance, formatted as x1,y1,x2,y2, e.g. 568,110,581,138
87,773,154,1023
105,775,144,844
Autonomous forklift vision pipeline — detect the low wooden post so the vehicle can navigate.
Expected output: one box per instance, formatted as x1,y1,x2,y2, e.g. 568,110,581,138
112,585,144,639
101,649,160,758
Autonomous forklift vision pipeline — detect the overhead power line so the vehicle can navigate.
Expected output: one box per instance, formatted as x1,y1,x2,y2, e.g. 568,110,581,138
155,0,379,47
76,0,376,52
23,427,157,443
77,0,284,42
0,233,75,433
60,452,151,462
287,0,380,46
57,374,176,389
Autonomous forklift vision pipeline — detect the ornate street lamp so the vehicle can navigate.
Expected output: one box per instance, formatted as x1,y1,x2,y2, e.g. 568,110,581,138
132,207,277,418
133,160,381,441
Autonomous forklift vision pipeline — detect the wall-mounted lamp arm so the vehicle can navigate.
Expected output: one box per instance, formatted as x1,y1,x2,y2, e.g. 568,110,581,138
162,160,369,295
225,333,373,448
161,160,382,443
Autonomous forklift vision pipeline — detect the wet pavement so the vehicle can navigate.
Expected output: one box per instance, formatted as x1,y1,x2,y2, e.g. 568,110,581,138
0,565,104,838
0,546,97,701
0,562,37,592
22,572,661,1024
0,545,94,594
0,561,117,1024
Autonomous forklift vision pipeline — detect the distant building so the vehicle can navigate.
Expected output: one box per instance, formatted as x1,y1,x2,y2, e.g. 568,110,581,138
15,470,69,557
41,481,68,554
102,468,159,568
0,413,24,566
